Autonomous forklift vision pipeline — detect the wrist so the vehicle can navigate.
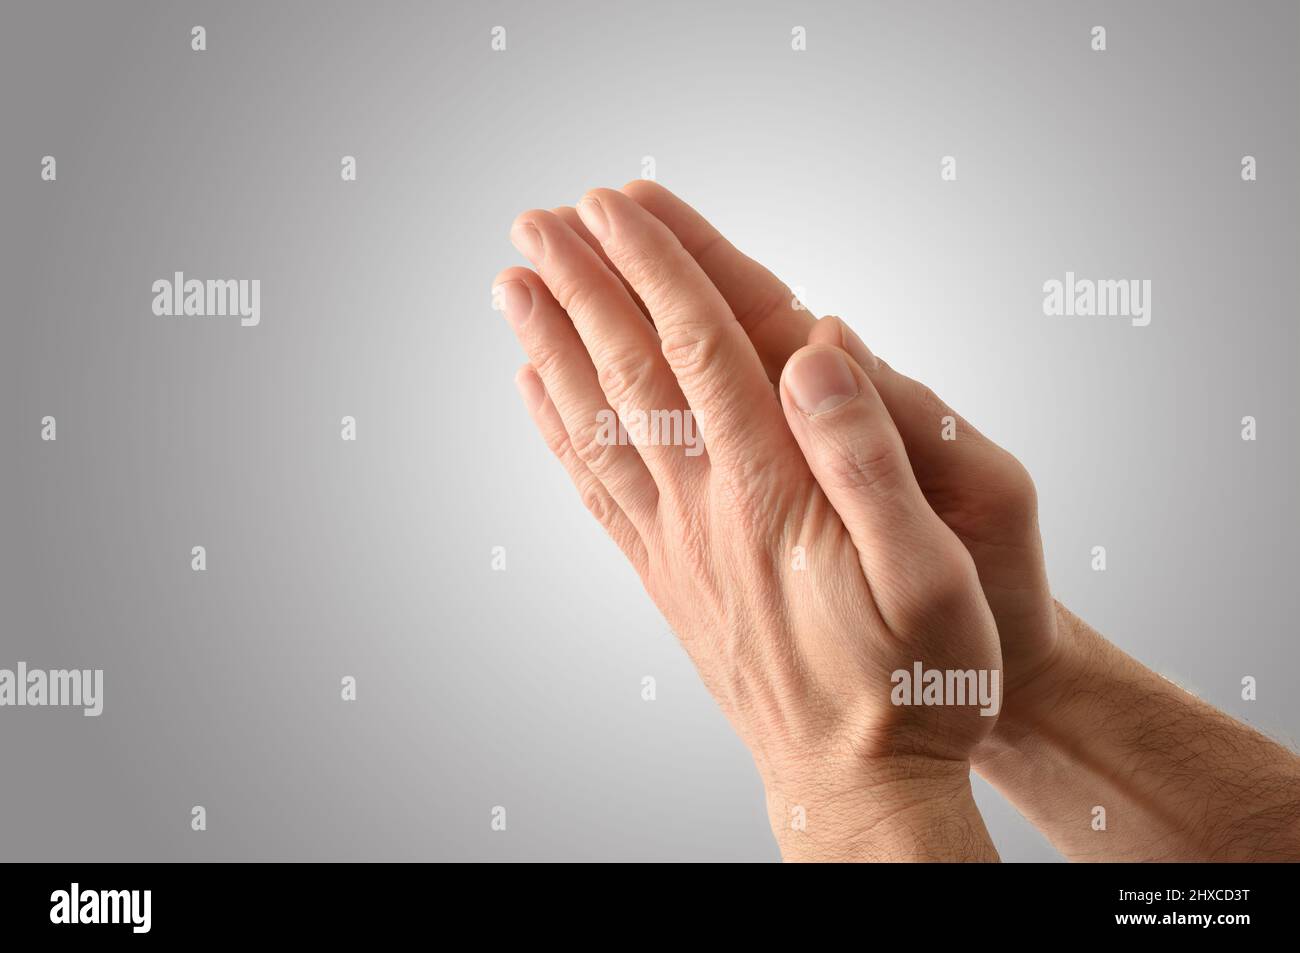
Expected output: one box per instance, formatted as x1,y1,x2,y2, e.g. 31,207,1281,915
764,756,998,862
971,600,1092,771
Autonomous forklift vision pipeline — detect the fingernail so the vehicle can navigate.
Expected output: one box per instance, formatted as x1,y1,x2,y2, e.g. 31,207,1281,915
515,366,546,412
494,280,533,329
576,194,609,240
786,349,859,416
838,321,879,371
511,221,544,262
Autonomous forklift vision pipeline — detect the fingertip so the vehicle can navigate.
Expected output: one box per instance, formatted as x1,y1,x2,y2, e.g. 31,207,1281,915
808,315,844,348
514,363,546,412
510,210,553,260
780,342,839,384
509,208,545,234
492,265,535,289
781,345,861,417
553,206,595,242
575,187,606,212
838,321,879,371
583,186,640,217
620,178,662,201
809,315,878,371
576,189,616,240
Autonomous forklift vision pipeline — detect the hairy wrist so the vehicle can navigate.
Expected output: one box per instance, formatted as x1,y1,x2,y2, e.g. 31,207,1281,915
972,601,1300,861
765,756,999,862
972,600,1091,769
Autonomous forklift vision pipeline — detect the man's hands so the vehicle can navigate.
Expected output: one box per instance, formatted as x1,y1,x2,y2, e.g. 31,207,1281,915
615,182,1064,718
498,181,1300,862
495,188,1003,860
581,181,1300,862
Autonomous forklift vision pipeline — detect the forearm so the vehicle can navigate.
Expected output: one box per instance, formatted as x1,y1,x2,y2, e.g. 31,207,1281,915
974,602,1300,861
766,758,1000,862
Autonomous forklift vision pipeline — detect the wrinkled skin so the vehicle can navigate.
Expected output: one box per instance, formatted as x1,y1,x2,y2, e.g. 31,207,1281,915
584,181,1065,746
494,185,1005,858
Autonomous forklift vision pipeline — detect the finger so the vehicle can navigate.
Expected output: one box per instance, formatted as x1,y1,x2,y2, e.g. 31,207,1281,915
808,316,1049,666
553,206,651,321
515,364,648,571
621,179,814,383
494,266,659,529
574,187,793,477
808,316,1030,511
509,210,702,493
779,344,968,631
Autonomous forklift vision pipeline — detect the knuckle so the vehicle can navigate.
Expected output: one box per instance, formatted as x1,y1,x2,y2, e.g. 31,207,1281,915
659,321,724,380
821,437,906,499
550,272,598,320
577,479,615,527
543,424,573,460
568,420,619,474
530,346,566,382
616,245,678,299
595,348,658,407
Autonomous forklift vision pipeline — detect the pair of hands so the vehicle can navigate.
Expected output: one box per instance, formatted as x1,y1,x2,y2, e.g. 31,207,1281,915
493,181,1062,860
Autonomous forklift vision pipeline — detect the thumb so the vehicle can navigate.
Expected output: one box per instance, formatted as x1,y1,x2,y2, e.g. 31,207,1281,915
808,315,1032,505
780,345,962,624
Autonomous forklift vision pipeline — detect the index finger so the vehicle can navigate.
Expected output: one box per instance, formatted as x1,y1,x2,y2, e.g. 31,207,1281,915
621,180,817,383
574,187,795,478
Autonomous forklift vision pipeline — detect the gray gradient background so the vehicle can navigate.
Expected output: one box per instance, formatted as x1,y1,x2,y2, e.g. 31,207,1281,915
1,0,1296,861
